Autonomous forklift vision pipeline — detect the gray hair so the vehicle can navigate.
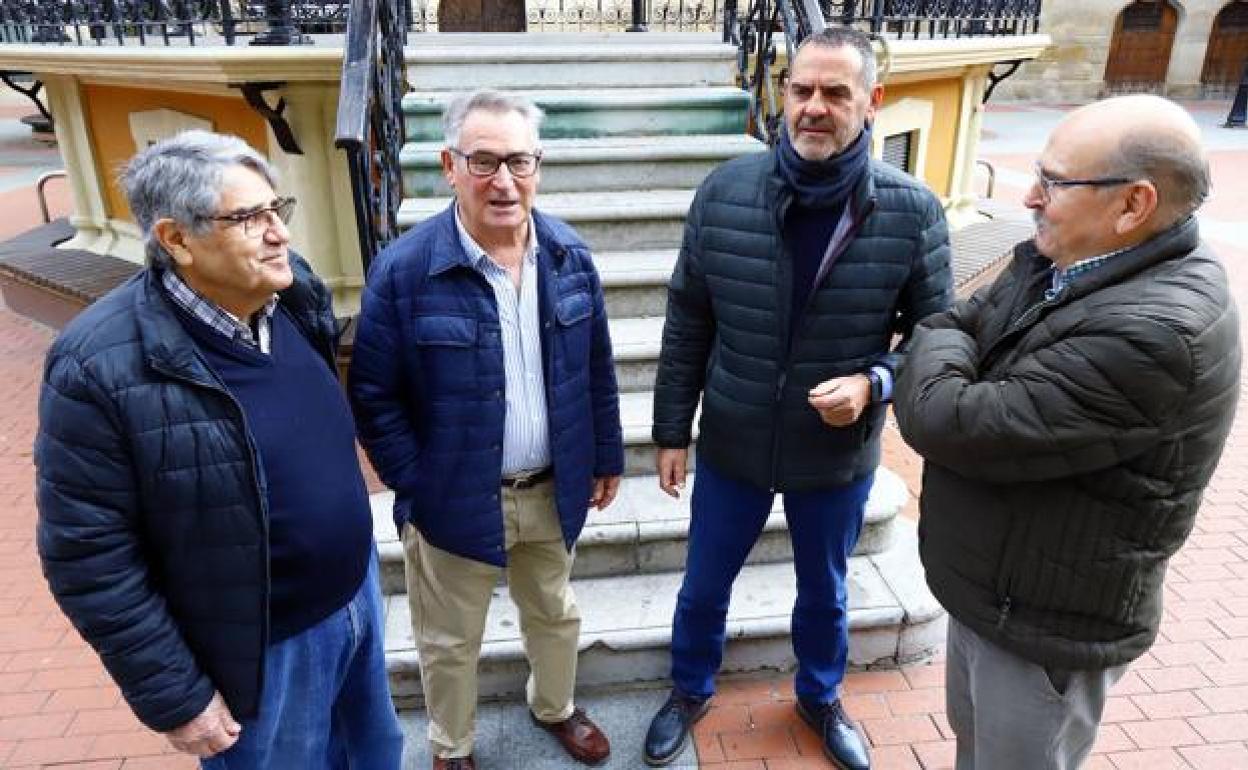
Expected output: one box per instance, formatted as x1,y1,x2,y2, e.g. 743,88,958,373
1104,132,1210,220
119,130,278,268
795,26,878,91
441,89,545,149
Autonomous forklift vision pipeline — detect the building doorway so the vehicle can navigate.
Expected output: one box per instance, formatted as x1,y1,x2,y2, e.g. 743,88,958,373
1104,0,1179,92
1201,1,1248,95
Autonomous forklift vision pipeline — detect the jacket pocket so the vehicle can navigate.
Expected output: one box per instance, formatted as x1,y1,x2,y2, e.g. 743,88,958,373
554,291,593,375
411,315,480,395
555,291,592,326
413,315,477,346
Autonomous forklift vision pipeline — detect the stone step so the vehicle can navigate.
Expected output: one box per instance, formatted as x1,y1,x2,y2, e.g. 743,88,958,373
371,467,908,595
605,315,663,392
398,189,693,252
401,134,763,196
403,86,750,142
597,249,677,320
383,519,944,707
404,32,737,92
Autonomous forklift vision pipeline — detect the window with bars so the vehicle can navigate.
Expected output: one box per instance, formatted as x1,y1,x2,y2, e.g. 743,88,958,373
882,131,915,173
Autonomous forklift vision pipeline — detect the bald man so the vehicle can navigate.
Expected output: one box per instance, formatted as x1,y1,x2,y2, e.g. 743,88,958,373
894,95,1241,769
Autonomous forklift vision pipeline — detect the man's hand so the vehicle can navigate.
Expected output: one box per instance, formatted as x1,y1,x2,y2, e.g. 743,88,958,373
164,691,241,758
590,475,622,510
808,375,872,427
657,448,688,498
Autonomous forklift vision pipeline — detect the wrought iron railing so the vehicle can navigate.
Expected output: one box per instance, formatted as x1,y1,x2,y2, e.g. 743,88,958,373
0,2,356,46
0,0,735,42
334,0,407,275
731,0,1040,141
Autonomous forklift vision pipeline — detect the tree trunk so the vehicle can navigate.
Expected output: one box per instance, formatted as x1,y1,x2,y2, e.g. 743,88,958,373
438,0,527,31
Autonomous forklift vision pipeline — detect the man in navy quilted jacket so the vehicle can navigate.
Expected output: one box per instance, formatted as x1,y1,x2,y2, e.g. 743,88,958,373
350,89,624,770
34,131,402,768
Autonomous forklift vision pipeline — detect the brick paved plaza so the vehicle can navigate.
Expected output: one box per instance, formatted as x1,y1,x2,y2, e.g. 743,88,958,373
0,99,1245,768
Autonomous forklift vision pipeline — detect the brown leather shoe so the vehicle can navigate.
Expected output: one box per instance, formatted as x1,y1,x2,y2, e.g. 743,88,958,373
531,707,611,765
432,756,476,770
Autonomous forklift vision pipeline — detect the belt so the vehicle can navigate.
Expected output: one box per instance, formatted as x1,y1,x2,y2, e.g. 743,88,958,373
501,467,553,490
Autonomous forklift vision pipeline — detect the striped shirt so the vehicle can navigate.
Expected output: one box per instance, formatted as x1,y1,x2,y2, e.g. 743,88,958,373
454,207,551,476
161,269,278,353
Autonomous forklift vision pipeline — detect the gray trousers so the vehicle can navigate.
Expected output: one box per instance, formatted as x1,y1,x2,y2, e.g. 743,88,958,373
946,616,1128,770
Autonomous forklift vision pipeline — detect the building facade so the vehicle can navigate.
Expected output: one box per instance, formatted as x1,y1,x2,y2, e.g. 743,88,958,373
997,0,1247,100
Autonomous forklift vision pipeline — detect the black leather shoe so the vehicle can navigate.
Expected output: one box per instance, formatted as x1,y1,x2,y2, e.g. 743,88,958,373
643,690,711,766
796,698,870,770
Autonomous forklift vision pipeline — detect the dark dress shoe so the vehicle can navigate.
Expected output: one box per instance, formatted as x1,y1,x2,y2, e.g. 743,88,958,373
796,698,871,770
643,690,711,766
432,756,476,770
531,707,611,765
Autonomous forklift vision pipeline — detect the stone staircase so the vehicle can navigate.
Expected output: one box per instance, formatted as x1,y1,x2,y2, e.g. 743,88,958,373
378,32,944,709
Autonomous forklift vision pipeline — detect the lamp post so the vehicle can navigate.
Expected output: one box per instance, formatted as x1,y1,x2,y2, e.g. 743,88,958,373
1225,57,1247,128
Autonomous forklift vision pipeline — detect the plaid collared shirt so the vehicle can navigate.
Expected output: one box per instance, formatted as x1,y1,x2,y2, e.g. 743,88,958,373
161,269,278,354
1045,247,1128,301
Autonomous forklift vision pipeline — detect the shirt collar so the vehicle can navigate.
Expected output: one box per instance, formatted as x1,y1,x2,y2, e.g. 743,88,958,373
161,268,278,346
1047,246,1130,300
453,203,537,272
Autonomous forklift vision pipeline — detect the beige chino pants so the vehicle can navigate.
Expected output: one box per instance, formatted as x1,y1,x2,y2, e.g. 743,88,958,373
401,478,581,759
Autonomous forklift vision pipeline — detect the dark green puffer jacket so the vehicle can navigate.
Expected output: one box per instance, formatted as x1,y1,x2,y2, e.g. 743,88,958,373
896,217,1241,670
653,151,952,491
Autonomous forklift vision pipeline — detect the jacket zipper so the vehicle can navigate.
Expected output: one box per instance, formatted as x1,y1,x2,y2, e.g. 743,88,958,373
996,596,1013,630
768,200,875,490
148,355,272,696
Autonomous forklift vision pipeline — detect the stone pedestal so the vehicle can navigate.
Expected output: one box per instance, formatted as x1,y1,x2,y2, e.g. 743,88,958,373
438,0,527,32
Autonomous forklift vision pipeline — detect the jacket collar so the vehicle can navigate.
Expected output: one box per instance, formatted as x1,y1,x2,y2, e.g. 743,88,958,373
1016,215,1202,303
134,255,326,382
428,203,576,277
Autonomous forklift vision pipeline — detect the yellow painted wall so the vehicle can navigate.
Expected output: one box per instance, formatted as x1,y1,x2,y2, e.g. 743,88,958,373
81,84,269,221
881,77,964,197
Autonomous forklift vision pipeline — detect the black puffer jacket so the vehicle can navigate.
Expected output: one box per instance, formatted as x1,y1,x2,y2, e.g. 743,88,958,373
896,218,1241,670
34,256,337,731
653,151,952,490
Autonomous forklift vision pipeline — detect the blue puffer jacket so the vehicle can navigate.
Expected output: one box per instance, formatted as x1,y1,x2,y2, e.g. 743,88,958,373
351,206,624,566
34,256,338,732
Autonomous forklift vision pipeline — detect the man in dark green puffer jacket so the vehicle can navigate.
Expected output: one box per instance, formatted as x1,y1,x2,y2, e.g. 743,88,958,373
644,27,952,770
896,95,1240,770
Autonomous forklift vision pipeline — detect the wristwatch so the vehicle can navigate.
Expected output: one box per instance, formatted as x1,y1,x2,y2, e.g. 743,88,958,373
865,369,884,404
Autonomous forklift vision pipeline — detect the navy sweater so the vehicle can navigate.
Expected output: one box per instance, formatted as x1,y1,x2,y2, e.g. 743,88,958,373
180,307,372,641
785,199,846,339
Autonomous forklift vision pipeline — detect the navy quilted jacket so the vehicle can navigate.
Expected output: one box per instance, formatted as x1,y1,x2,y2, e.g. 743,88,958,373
34,256,337,731
653,152,953,490
349,205,624,566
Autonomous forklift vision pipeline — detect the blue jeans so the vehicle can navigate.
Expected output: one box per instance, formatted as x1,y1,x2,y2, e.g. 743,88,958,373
671,459,873,704
202,553,403,770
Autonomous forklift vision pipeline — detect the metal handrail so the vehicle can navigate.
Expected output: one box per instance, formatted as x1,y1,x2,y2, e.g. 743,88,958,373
35,169,66,223
976,159,996,199
334,0,408,278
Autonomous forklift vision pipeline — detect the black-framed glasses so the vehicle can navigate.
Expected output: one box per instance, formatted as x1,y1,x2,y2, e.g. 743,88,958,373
206,196,297,237
1034,164,1137,204
449,148,542,178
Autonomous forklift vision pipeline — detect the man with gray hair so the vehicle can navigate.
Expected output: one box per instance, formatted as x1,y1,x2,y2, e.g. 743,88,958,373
350,89,623,769
895,95,1240,768
34,130,403,768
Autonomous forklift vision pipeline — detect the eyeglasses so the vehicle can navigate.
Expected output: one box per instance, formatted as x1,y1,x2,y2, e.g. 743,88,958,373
1033,164,1136,204
449,148,542,178
206,197,296,237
